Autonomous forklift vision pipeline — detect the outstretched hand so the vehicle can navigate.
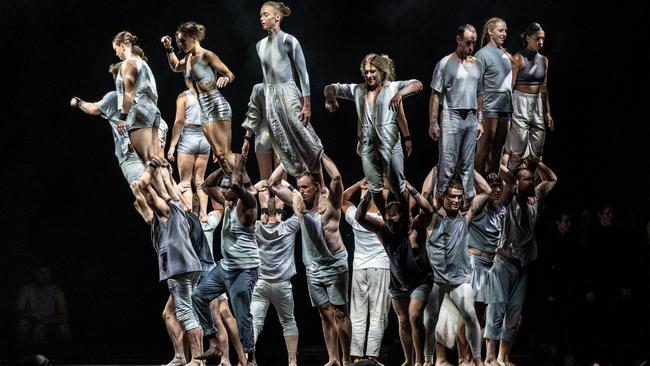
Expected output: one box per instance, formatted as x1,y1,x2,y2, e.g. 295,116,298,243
325,97,339,112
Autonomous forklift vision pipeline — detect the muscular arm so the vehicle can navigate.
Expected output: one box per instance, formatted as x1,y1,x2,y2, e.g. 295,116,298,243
268,165,296,207
355,191,389,240
407,181,434,214
76,101,102,115
511,54,523,89
205,51,235,82
231,157,257,223
397,79,423,99
498,164,516,205
535,162,557,198
203,169,226,205
467,171,492,222
120,60,138,116
342,179,364,214
322,153,343,210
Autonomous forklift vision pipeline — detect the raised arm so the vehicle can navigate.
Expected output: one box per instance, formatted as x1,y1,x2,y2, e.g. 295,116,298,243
467,171,492,222
167,93,187,162
541,56,554,131
268,165,295,207
407,181,434,215
422,165,438,200
322,153,343,210
342,179,364,214
161,35,185,72
205,51,235,88
138,165,171,217
535,162,557,198
203,169,226,205
498,164,516,205
231,156,257,225
355,189,389,239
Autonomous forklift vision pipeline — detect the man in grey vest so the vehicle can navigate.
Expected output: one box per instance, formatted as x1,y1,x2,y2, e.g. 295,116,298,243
483,162,557,366
191,155,259,366
270,154,352,366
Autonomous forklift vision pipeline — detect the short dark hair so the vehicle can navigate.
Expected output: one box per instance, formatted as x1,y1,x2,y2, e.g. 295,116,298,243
486,172,502,186
446,179,464,194
456,24,476,39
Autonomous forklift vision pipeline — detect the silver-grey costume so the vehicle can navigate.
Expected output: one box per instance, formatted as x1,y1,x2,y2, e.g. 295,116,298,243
330,80,419,194
115,56,161,131
300,211,348,307
241,83,273,154
178,90,211,155
505,49,547,169
151,200,202,331
256,32,323,176
94,91,145,183
468,203,506,302
475,44,513,118
184,50,232,122
251,216,301,342
484,189,543,342
425,214,482,359
430,54,484,198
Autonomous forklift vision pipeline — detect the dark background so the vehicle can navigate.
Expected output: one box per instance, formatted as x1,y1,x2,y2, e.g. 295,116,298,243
1,0,648,364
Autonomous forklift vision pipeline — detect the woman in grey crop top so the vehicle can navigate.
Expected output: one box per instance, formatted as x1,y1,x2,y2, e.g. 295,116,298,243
504,22,554,170
161,21,238,174
255,1,324,179
475,17,513,176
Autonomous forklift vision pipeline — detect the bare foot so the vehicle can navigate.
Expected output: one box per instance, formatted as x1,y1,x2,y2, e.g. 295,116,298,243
163,356,186,366
183,360,205,366
434,361,453,366
484,360,501,366
323,361,340,366
218,362,232,366
196,347,221,360
401,362,413,366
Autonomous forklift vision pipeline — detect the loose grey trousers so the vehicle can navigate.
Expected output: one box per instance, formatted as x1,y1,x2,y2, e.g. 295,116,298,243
251,279,299,342
505,90,545,170
484,256,527,342
361,135,406,195
436,109,477,198
424,282,482,358
350,268,391,357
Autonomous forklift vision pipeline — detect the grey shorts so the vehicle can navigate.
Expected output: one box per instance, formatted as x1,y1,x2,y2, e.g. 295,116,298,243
127,98,161,131
306,267,349,307
119,153,145,183
198,88,232,123
389,280,432,302
482,91,512,119
178,126,211,155
255,123,273,154
470,253,494,303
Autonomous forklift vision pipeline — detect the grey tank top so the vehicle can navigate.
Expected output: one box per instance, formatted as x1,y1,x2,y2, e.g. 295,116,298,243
256,31,310,96
300,211,348,276
427,215,472,285
115,56,158,110
515,49,545,85
498,191,542,266
151,201,202,281
386,236,428,291
220,205,260,271
184,50,215,82
183,90,202,126
468,204,506,254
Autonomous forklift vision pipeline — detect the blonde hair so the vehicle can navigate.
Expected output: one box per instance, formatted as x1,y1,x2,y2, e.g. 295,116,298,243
481,17,506,47
262,1,291,17
359,53,396,82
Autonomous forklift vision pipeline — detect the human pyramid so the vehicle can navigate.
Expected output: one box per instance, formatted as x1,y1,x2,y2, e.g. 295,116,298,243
70,2,557,366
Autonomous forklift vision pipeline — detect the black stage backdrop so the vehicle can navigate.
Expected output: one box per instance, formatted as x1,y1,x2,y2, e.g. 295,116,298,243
0,0,647,362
